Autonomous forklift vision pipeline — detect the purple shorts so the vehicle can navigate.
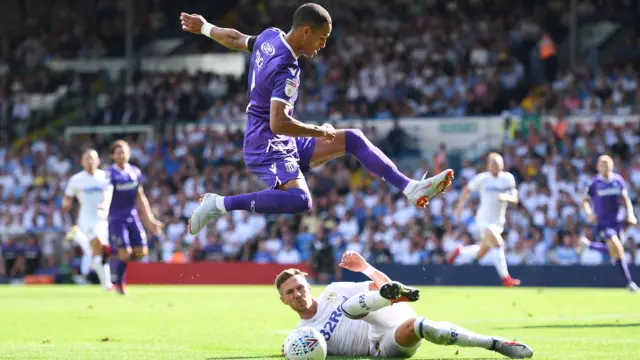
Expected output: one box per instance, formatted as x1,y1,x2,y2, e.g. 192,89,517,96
109,216,148,249
595,224,622,242
244,137,316,189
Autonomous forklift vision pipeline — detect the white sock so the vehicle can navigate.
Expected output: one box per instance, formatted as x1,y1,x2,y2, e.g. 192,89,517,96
215,195,227,212
92,256,106,286
458,244,481,258
340,291,391,318
402,180,419,196
494,247,509,279
103,261,113,288
81,253,92,276
414,317,494,349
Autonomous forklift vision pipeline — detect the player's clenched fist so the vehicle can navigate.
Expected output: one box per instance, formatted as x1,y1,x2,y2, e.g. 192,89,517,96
320,123,336,144
180,13,206,34
339,250,368,272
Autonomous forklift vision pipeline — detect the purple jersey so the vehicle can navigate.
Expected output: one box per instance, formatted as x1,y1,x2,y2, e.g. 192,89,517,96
242,28,313,189
106,164,143,220
586,173,626,227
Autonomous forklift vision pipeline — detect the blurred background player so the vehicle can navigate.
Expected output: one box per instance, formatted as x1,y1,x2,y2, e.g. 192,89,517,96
578,155,639,292
449,153,521,287
180,4,454,235
107,140,164,295
63,149,113,290
277,251,533,358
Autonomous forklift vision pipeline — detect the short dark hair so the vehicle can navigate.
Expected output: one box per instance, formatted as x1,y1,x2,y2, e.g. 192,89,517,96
292,3,331,30
275,268,308,293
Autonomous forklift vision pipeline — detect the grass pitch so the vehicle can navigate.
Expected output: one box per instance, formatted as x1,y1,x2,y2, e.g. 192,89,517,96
0,285,638,359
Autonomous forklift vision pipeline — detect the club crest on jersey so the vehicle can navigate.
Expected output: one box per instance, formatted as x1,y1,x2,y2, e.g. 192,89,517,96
261,42,275,55
284,157,299,173
285,78,297,97
325,292,338,303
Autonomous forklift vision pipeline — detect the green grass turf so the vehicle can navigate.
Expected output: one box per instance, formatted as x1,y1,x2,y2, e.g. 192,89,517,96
0,285,638,359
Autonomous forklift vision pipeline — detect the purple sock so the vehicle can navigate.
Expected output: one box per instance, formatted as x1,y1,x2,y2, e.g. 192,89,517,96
616,259,633,284
589,242,609,253
345,129,411,190
115,260,128,286
224,188,312,214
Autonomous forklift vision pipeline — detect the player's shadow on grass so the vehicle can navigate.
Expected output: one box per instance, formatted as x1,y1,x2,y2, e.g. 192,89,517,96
495,322,640,330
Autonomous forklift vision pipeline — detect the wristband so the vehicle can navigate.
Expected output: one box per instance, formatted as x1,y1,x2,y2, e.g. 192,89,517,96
363,265,375,276
201,22,214,38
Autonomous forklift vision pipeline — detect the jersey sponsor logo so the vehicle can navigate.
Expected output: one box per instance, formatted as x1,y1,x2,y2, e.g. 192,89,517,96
83,186,105,193
115,181,139,191
484,185,512,193
285,78,297,97
319,297,347,341
596,187,621,197
261,42,275,55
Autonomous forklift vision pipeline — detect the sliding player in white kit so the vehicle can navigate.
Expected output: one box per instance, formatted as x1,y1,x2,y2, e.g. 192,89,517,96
277,251,533,358
448,152,521,287
63,149,114,290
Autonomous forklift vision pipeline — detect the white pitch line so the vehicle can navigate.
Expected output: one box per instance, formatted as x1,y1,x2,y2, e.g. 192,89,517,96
524,336,640,344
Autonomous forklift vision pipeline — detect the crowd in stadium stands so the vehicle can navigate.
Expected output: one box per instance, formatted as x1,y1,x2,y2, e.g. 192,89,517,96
0,118,639,279
1,0,640,279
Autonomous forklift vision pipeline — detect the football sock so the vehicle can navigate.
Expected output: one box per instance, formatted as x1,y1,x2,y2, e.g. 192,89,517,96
458,244,481,258
340,291,391,318
589,242,609,253
494,247,510,279
115,260,128,287
616,259,633,284
345,129,411,191
92,255,106,287
223,188,312,214
414,317,494,349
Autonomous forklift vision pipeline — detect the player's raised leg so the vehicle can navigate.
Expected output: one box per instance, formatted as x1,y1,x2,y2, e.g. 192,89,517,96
310,129,454,208
448,226,520,287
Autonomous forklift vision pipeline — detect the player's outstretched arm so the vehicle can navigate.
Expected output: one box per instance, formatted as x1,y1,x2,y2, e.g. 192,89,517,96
339,251,391,290
269,101,331,138
621,189,638,224
136,187,164,235
581,194,596,223
180,13,254,52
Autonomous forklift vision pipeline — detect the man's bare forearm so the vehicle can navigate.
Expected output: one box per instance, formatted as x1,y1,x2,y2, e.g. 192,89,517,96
271,116,326,138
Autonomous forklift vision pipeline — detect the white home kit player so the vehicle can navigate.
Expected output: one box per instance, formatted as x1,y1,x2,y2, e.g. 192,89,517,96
63,149,113,290
277,251,533,358
449,152,521,287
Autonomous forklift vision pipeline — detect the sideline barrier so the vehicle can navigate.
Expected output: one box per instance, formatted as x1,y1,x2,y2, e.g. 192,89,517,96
341,264,640,288
127,263,639,287
127,262,310,285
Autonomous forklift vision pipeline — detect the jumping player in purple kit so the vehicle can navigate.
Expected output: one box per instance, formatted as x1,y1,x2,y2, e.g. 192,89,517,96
107,140,164,295
578,155,638,293
179,3,454,235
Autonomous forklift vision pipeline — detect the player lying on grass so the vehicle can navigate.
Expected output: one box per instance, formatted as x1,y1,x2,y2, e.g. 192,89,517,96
578,155,638,292
180,3,454,235
276,251,533,358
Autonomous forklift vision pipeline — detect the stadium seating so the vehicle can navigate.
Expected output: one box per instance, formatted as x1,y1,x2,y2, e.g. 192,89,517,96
0,0,639,280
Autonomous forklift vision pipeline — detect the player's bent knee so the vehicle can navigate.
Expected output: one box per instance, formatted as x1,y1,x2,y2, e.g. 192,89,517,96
287,188,313,213
118,249,131,262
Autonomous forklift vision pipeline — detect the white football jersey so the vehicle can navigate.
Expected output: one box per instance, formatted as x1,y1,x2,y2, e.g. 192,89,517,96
468,171,517,227
64,170,112,223
297,282,371,356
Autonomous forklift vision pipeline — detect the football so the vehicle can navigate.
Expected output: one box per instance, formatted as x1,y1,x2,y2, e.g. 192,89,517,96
283,327,327,360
